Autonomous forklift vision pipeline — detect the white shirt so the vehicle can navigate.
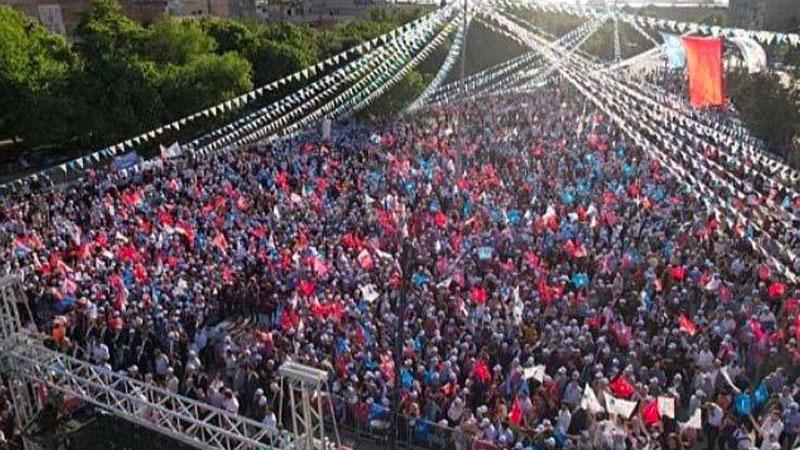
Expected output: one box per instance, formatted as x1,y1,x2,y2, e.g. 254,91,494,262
264,412,277,429
707,403,724,428
92,343,109,362
167,376,179,393
155,353,169,376
557,408,572,433
223,395,240,414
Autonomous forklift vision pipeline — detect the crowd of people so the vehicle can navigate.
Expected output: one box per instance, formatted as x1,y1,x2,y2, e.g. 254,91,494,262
1,75,800,450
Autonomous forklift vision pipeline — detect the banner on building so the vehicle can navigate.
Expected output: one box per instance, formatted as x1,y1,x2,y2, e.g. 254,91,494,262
659,32,686,69
729,36,767,74
682,36,726,108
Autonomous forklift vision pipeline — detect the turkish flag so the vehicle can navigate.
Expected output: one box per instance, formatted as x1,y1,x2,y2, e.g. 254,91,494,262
471,286,487,305
678,315,698,336
609,376,635,399
473,359,491,384
508,397,523,426
642,399,661,426
768,282,786,299
682,36,725,108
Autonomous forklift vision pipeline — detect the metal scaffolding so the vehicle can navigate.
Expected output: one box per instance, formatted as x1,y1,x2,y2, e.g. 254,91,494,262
0,275,296,450
278,362,340,450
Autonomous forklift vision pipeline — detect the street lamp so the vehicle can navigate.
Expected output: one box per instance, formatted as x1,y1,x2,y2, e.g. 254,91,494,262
391,241,415,450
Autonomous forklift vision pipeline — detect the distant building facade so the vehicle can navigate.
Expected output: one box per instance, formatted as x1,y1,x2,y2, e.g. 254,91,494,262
166,0,232,16
1,0,423,35
255,0,393,26
729,0,800,31
0,0,168,34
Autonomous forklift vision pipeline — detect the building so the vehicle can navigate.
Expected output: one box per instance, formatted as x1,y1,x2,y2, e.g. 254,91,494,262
126,0,169,23
0,0,168,34
255,0,393,26
729,0,800,31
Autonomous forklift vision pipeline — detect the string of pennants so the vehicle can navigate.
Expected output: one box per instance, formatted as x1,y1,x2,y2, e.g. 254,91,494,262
331,22,458,119
186,6,456,152
406,10,471,113
427,14,605,106
82,9,457,184
490,0,800,47
186,17,448,154
189,7,457,157
213,18,459,156
488,7,800,226
423,4,604,104
642,85,800,188
476,4,800,191
470,16,608,101
481,6,800,283
0,6,454,190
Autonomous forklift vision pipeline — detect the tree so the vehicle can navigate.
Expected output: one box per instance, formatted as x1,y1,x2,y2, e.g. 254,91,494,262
0,6,76,143
199,17,257,54
260,22,318,57
246,39,316,86
728,70,800,158
74,0,148,61
158,53,253,122
145,19,216,65
67,57,163,147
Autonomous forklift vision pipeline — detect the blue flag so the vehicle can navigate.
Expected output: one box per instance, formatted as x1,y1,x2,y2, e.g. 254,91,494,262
754,382,769,408
735,393,752,416
660,32,686,69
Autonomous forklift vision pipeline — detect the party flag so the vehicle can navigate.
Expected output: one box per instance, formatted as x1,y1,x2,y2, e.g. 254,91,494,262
682,36,725,107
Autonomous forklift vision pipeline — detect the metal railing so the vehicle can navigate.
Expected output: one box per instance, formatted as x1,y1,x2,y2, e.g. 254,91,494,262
0,331,295,450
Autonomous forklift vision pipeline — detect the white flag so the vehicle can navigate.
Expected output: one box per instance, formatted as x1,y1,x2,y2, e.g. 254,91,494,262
523,365,546,382
512,286,524,325
605,394,638,419
581,385,605,413
657,396,675,419
160,141,182,159
681,407,702,430
359,284,380,303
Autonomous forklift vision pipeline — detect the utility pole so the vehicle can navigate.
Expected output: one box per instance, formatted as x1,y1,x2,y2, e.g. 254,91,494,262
460,0,467,81
391,241,414,450
456,0,467,178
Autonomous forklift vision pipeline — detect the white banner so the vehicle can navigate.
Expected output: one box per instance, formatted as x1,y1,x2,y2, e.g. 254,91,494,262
605,394,638,419
729,36,767,74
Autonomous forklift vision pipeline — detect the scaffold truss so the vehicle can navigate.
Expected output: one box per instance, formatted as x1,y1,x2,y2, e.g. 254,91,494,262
0,275,295,450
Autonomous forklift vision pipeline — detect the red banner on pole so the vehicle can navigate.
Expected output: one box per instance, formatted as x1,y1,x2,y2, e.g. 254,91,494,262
682,36,725,108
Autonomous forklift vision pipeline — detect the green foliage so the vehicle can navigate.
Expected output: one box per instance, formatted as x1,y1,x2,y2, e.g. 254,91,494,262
74,0,148,60
0,0,442,162
260,22,318,56
728,70,800,158
146,19,216,65
319,20,396,58
0,7,75,87
199,17,257,54
246,39,316,86
158,53,253,121
0,6,77,144
69,57,163,146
